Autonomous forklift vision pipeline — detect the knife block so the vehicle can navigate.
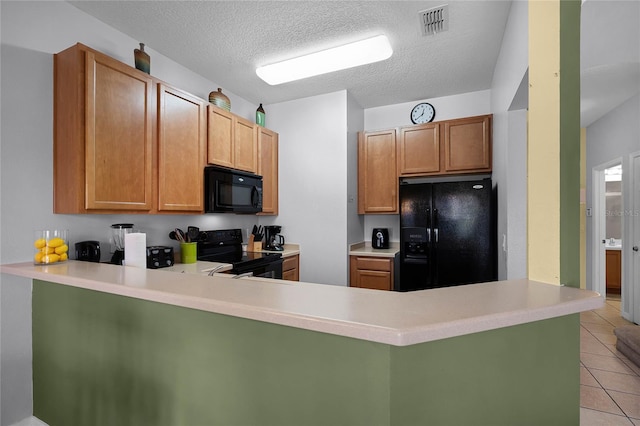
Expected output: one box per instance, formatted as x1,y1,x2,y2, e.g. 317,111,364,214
248,234,263,252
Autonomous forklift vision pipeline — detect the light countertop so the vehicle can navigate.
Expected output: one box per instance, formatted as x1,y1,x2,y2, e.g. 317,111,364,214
349,241,400,258
1,260,602,346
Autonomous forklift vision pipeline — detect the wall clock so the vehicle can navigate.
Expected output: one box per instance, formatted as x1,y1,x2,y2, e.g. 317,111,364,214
410,102,435,124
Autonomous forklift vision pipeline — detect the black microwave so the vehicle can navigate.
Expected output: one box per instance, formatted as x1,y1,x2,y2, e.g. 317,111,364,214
204,166,263,214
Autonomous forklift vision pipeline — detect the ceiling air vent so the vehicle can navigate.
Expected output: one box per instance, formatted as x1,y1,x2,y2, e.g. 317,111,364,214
419,4,449,36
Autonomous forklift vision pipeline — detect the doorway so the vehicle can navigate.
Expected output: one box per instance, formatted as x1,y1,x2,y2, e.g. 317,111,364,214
591,160,623,308
593,153,640,324
605,164,623,296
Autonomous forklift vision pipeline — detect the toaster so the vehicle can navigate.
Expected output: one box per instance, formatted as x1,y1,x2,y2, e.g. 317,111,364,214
372,228,390,249
146,246,175,269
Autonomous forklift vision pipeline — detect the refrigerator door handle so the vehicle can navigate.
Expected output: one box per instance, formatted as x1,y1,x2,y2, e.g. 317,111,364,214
426,208,431,242
433,208,439,243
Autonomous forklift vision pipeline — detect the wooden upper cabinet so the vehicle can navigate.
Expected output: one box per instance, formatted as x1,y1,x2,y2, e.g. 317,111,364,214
207,105,234,169
157,84,206,212
257,126,279,215
234,116,258,173
85,51,154,211
396,114,492,177
358,129,398,214
398,123,440,176
54,43,154,213
443,115,492,173
207,105,257,173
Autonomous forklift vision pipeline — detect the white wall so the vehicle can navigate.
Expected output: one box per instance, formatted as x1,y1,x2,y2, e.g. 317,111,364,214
364,89,492,131
264,91,351,286
362,90,492,243
505,109,528,279
489,0,528,280
346,93,365,251
0,2,263,424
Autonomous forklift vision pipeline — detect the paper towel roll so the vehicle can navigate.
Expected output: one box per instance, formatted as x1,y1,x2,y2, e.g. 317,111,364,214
124,232,146,269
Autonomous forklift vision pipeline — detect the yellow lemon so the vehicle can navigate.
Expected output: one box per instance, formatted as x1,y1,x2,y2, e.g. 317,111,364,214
34,252,44,263
43,254,60,264
59,253,68,261
42,246,55,254
54,244,68,255
34,238,46,249
47,237,64,248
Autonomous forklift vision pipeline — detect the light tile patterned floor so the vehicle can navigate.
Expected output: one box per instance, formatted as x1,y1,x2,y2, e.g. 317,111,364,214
580,297,640,425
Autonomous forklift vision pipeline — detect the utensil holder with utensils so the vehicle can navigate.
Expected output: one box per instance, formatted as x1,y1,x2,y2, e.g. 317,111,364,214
248,234,263,252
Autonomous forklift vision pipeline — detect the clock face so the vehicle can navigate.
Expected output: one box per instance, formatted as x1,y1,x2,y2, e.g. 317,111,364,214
411,103,435,124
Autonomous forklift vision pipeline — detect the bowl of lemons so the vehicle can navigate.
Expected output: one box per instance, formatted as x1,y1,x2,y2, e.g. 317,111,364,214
34,230,69,264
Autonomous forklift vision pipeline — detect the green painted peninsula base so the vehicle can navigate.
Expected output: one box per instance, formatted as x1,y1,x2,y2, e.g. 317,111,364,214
33,280,579,425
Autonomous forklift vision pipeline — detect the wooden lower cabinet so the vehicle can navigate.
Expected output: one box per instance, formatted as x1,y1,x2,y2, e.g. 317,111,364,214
282,254,299,281
606,250,622,294
350,256,393,291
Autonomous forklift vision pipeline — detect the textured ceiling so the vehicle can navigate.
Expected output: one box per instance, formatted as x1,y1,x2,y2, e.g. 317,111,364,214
68,0,639,125
580,0,640,127
68,1,511,109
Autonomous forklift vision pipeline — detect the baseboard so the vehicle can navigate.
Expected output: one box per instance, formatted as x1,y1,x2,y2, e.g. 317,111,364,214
9,416,48,426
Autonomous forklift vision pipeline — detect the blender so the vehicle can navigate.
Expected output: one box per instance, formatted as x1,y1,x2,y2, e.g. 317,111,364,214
110,223,134,265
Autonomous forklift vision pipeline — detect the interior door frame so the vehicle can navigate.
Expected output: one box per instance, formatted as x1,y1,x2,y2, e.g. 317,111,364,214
625,150,640,323
591,158,622,303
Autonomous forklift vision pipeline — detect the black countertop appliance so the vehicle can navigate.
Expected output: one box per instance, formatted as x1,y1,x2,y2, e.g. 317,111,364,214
372,228,389,249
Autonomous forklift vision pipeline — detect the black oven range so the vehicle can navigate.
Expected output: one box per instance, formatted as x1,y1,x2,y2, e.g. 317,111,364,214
197,229,283,279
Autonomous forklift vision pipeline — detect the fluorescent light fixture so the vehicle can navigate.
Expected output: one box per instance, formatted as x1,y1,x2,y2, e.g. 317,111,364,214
256,35,393,85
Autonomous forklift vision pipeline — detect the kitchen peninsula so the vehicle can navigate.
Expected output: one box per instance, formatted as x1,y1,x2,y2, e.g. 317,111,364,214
1,261,602,425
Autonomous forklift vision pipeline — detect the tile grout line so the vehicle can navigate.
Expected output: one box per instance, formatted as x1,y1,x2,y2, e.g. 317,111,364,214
580,300,640,424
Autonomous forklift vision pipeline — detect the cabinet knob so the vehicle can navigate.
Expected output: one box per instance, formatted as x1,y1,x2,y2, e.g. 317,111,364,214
633,246,639,252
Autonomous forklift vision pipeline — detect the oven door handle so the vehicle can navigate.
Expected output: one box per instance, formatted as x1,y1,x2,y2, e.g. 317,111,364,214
233,272,254,279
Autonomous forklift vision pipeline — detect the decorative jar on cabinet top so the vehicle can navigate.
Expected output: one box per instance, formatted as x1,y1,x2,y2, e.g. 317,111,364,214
209,88,231,111
134,43,150,74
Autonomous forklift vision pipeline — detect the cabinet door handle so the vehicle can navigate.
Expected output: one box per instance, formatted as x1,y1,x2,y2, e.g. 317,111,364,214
633,246,639,252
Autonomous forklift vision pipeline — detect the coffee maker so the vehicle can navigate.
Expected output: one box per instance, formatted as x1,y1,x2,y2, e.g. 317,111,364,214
263,225,285,251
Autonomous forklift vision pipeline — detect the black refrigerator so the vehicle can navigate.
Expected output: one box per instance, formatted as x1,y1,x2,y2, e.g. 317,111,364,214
398,177,496,291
